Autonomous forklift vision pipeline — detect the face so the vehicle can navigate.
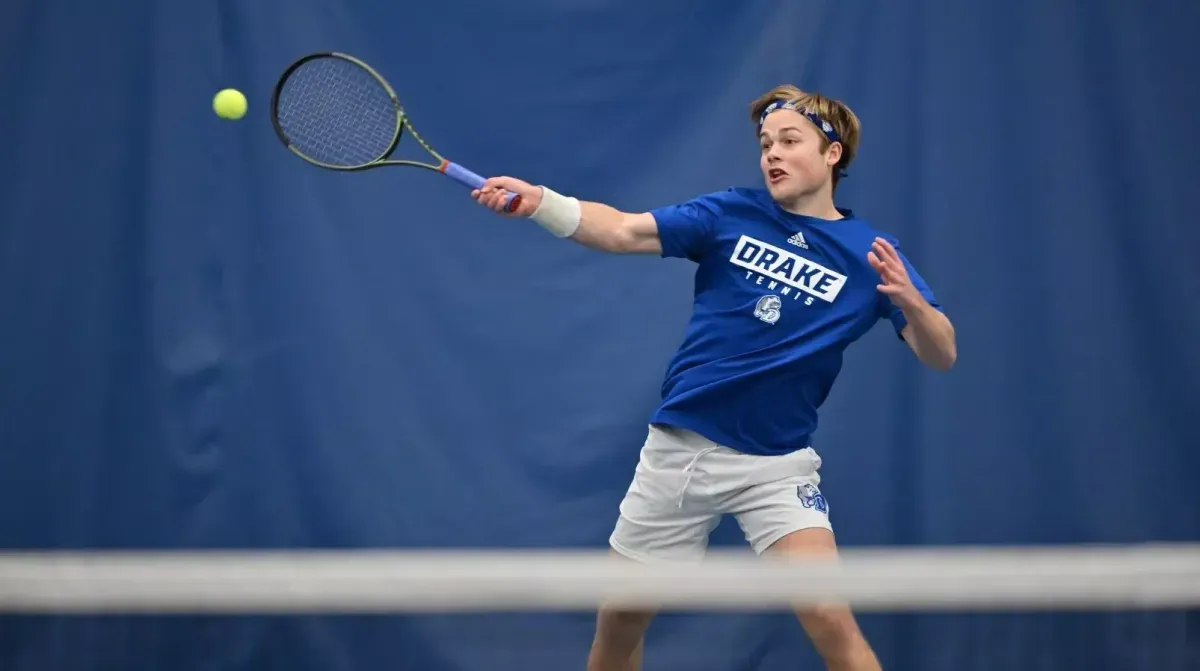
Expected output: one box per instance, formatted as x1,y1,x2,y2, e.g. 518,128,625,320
758,109,841,205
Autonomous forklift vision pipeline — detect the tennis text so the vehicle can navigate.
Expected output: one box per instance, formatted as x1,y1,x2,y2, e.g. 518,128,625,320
729,235,848,303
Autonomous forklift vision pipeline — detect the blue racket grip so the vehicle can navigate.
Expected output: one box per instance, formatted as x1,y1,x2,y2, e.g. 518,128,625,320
440,161,521,213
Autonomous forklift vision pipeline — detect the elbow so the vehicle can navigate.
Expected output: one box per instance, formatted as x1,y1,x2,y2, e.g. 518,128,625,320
904,316,956,371
929,346,956,372
914,320,956,372
605,219,641,254
606,229,635,254
929,329,957,372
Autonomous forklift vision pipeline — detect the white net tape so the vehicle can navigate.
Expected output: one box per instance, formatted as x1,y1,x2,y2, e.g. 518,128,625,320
1,543,1198,613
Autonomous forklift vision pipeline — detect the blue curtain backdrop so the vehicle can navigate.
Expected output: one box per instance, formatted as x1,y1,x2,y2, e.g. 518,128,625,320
1,0,1197,669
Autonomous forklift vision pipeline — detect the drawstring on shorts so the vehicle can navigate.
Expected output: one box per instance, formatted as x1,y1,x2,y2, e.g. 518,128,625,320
675,446,718,508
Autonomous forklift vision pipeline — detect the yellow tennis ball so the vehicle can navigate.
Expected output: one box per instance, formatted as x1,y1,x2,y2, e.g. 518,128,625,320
213,88,247,120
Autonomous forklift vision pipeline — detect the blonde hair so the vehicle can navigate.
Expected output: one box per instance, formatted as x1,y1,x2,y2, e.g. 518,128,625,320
749,85,861,190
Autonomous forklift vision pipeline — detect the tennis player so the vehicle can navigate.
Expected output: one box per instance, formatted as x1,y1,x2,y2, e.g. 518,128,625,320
472,85,955,671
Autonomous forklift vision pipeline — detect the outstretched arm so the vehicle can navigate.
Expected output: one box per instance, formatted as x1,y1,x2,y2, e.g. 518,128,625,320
473,177,661,254
869,237,957,371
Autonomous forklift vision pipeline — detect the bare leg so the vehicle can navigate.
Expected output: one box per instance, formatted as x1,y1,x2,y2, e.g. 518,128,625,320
585,606,654,671
585,550,657,671
766,528,882,671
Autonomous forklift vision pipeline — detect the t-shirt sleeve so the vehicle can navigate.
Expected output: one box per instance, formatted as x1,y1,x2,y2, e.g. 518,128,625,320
876,237,944,339
648,190,730,262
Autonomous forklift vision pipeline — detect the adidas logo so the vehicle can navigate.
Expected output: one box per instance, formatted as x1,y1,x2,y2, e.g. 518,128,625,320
786,232,808,249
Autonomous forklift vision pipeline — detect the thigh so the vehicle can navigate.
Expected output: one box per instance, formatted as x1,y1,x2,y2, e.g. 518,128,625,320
725,448,832,556
609,426,722,564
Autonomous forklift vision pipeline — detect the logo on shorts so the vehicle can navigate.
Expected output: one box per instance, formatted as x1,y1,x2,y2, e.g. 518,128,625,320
797,484,828,514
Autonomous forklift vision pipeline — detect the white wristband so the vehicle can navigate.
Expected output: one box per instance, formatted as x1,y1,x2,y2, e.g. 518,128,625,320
530,186,581,238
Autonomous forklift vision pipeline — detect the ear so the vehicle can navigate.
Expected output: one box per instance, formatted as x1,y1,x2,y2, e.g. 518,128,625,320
825,141,843,168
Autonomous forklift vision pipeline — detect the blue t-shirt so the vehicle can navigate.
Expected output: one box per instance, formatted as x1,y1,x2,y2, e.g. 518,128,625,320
648,187,942,456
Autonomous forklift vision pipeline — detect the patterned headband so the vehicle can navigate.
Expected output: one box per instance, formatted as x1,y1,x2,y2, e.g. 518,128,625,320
758,99,841,144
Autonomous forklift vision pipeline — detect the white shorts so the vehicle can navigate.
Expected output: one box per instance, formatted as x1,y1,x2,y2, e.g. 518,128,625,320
609,424,831,563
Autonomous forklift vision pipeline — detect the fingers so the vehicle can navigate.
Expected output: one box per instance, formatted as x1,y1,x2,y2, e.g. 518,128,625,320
482,176,519,192
471,176,534,215
869,255,910,300
873,237,902,265
472,188,513,212
471,186,515,213
867,250,885,272
870,238,892,265
870,239,908,280
868,250,896,279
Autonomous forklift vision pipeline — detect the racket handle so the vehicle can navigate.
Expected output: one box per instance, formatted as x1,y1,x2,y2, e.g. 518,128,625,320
440,161,522,213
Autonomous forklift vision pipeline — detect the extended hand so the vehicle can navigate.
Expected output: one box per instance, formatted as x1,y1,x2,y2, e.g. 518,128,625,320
868,237,922,309
472,176,542,217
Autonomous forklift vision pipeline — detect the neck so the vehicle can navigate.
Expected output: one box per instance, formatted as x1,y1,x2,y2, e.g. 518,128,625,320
777,184,841,219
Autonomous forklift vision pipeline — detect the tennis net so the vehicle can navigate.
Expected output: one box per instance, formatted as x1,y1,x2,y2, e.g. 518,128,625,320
1,543,1197,669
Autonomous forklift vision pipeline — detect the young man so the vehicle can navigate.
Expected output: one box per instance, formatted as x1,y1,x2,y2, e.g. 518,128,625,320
472,85,956,671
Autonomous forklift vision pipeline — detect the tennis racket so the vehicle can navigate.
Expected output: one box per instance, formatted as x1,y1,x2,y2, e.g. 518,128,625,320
269,52,521,212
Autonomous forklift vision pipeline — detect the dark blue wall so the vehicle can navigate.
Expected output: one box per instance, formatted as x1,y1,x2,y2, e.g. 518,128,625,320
2,0,1197,669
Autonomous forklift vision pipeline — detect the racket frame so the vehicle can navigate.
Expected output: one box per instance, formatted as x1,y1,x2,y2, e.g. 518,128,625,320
269,51,520,211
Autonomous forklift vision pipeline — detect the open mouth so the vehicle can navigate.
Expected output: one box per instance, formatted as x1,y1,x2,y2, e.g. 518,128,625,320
768,168,788,183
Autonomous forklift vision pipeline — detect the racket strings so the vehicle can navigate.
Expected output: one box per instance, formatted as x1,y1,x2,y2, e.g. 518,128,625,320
275,58,400,168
